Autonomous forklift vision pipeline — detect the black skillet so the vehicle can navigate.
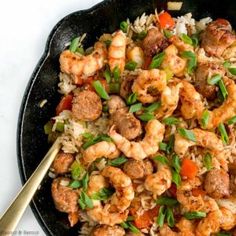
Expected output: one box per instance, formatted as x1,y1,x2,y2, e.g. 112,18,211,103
17,0,236,235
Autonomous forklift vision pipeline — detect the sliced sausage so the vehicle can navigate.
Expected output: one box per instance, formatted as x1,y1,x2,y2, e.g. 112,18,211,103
201,19,236,57
107,95,126,114
142,28,169,57
195,62,225,100
123,160,153,179
120,74,137,99
51,152,74,174
51,177,78,213
111,108,142,140
204,169,230,199
72,90,102,121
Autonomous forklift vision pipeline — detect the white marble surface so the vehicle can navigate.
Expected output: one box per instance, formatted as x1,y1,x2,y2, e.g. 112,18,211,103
0,0,102,235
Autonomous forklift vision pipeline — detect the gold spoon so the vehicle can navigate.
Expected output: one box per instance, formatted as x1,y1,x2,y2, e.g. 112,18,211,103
0,139,61,233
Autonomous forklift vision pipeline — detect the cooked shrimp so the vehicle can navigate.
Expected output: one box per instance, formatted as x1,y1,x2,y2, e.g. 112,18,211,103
108,30,126,72
169,35,194,52
195,210,221,236
127,46,144,68
102,166,134,212
161,44,187,77
155,81,183,119
60,42,106,79
144,163,172,197
205,77,236,129
180,80,204,120
109,119,165,160
174,128,224,156
107,95,126,114
176,178,219,212
91,225,125,236
131,69,167,104
175,218,196,236
220,207,236,230
159,222,195,236
82,141,120,166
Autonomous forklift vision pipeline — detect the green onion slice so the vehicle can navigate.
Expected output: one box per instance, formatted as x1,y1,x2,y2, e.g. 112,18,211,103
218,79,228,101
153,155,169,165
191,34,199,47
159,142,168,152
138,113,155,121
167,135,175,154
125,61,137,71
91,187,114,200
68,180,81,189
104,68,112,83
108,156,128,166
207,74,222,85
228,67,236,75
156,206,166,227
71,161,84,180
171,154,181,173
69,37,80,52
120,21,128,33
92,80,110,100
126,93,137,105
183,211,206,220
144,101,161,112
129,103,143,113
172,170,181,187
223,61,231,68
178,128,196,142
55,122,64,132
109,83,120,94
81,172,89,191
180,33,193,45
78,190,93,210
201,110,210,128
181,51,197,74
113,66,120,82
149,52,165,69
163,29,173,38
166,207,175,227
44,121,53,135
163,117,180,125
156,196,178,206
218,123,229,144
228,116,236,125
203,153,212,171
216,232,232,236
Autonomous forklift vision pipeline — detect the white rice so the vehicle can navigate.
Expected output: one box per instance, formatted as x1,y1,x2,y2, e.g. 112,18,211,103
58,73,76,95
131,13,155,34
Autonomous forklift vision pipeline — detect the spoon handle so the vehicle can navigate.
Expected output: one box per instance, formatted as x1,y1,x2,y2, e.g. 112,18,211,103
0,139,61,233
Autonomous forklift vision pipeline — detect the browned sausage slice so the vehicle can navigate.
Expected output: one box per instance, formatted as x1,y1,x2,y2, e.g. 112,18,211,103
51,177,78,213
120,74,137,99
51,152,74,174
204,169,230,199
201,19,236,57
72,90,102,121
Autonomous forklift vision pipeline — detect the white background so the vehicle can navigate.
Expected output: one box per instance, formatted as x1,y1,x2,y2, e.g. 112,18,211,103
0,0,102,235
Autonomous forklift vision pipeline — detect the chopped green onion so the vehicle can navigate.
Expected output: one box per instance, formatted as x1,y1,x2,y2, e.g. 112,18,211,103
120,21,128,33
78,190,93,210
153,155,169,165
218,123,229,144
102,105,109,112
218,79,228,101
149,52,165,69
104,40,112,47
228,116,236,125
109,83,120,93
228,67,236,75
133,31,147,40
191,34,199,47
181,51,197,74
178,128,196,142
201,110,210,128
91,187,115,200
55,122,64,132
82,134,112,149
166,207,175,227
113,66,120,82
81,172,89,191
120,222,140,233
159,142,168,151
71,161,84,180
203,153,212,171
144,101,161,112
171,154,181,173
172,170,181,187
44,121,53,135
126,93,137,105
76,47,84,55
138,112,155,121
223,61,231,68
82,132,94,139
157,206,166,227
156,196,178,206
120,221,129,229
180,33,193,45
129,103,143,113
92,80,110,100
68,180,81,189
167,135,175,154
183,211,206,220
216,232,232,236
163,29,173,38
125,61,137,71
108,156,128,166
104,68,112,83
69,37,80,52
207,74,222,85
163,117,180,125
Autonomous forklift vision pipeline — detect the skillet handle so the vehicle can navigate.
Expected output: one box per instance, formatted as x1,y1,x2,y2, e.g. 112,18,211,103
0,139,61,233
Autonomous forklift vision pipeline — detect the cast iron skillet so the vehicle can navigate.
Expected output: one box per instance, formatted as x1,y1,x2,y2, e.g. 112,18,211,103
17,0,236,235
